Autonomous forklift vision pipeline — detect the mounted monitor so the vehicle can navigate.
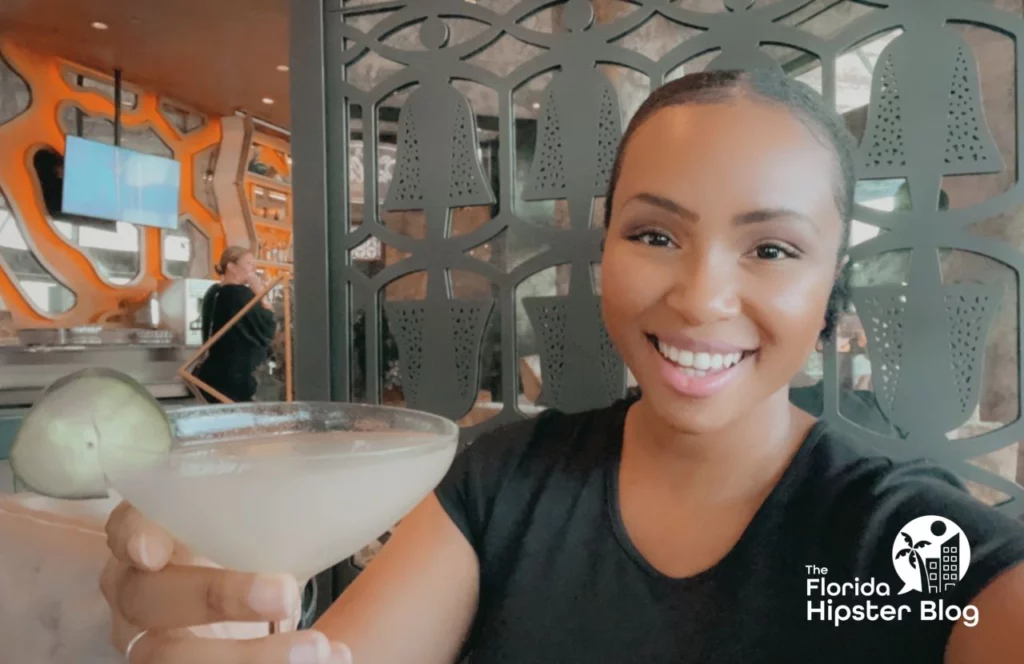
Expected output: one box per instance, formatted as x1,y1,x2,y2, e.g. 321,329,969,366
61,136,181,230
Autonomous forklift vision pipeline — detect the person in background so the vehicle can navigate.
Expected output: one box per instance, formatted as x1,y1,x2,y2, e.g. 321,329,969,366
851,328,873,391
194,246,276,403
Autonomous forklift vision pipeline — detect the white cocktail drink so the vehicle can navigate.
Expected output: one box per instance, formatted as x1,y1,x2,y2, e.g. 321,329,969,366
106,429,457,580
11,368,459,633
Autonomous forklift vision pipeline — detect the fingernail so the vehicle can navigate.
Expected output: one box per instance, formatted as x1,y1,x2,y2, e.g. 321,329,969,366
131,533,153,568
289,631,330,664
330,642,353,664
248,575,296,618
132,532,169,569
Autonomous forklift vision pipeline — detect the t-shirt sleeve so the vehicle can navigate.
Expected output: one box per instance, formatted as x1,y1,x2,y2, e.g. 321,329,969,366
434,414,548,552
850,460,1024,639
880,463,1023,600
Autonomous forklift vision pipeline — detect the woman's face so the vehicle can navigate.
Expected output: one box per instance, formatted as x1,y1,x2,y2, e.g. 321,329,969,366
225,252,256,284
601,98,845,434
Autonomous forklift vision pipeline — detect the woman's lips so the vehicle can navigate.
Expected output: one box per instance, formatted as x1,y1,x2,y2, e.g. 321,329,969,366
647,334,755,399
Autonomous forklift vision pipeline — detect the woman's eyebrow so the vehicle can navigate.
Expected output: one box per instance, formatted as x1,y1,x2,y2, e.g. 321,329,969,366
621,193,697,220
734,208,818,230
621,195,819,232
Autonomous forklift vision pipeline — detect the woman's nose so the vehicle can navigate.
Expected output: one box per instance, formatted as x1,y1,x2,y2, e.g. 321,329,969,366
663,252,741,326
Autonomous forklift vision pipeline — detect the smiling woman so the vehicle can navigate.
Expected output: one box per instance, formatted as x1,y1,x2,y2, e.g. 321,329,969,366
601,70,853,435
100,69,1024,664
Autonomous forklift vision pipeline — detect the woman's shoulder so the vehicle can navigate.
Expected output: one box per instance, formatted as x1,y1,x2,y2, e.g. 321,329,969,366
218,283,256,297
796,422,1024,602
434,401,627,546
460,400,628,474
800,422,1007,507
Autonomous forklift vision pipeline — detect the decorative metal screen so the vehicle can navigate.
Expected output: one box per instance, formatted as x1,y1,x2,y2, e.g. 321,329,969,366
316,0,1024,516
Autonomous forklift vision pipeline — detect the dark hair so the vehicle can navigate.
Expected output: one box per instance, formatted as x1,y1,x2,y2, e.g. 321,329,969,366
604,69,855,342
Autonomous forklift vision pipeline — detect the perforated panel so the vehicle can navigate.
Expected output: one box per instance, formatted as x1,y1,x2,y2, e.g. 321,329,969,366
384,298,494,421
852,290,907,420
944,289,1001,416
943,44,1002,175
450,302,490,400
523,81,568,199
303,0,1024,514
383,303,425,406
384,98,425,210
448,97,491,203
593,82,621,192
860,52,907,176
524,293,624,413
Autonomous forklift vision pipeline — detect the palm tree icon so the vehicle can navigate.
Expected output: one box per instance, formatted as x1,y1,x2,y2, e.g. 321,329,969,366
895,531,931,593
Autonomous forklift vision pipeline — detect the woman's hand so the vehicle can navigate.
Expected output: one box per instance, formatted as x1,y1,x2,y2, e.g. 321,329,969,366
247,273,266,295
100,502,351,664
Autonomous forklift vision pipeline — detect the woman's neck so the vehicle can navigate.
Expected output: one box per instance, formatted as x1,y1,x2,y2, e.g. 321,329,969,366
623,388,815,506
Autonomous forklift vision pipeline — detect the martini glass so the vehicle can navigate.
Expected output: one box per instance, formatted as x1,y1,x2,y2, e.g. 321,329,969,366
100,401,459,633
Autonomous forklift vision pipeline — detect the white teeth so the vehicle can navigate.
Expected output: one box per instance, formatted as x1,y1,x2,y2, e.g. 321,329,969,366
656,340,746,373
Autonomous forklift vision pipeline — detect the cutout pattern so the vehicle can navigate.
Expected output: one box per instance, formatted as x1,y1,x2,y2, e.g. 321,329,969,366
450,303,488,401
385,304,425,404
945,291,997,415
529,300,569,404
524,82,568,199
943,46,1002,175
593,83,621,192
448,97,490,205
386,102,425,209
525,296,622,406
854,291,907,417
862,53,907,172
323,0,1024,513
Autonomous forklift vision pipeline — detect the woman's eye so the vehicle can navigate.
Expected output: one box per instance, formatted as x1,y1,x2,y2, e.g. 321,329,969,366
630,231,675,248
753,243,797,261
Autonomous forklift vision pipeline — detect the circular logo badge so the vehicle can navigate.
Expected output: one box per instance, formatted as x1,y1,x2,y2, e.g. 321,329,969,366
891,516,971,596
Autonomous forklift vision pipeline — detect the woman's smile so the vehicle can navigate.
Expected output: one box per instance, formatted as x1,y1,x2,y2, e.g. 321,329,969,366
644,333,758,398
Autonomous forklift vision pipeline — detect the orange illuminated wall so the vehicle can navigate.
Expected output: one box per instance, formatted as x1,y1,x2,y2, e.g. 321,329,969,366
0,40,227,328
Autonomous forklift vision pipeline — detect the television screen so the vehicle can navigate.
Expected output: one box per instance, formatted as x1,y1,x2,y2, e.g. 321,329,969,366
61,136,181,230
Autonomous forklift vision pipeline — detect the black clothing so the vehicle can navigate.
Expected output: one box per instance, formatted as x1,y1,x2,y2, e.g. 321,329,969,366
435,399,1024,663
789,382,902,437
194,283,276,402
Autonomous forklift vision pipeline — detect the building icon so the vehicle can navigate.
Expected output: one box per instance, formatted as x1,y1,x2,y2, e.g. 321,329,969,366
925,557,941,593
923,532,962,593
940,532,961,592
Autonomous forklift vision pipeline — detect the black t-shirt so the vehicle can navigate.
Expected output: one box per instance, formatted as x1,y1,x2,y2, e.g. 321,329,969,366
435,399,1024,663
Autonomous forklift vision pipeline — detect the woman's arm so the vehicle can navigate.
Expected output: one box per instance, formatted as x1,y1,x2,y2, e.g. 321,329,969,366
945,562,1024,663
315,493,480,664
